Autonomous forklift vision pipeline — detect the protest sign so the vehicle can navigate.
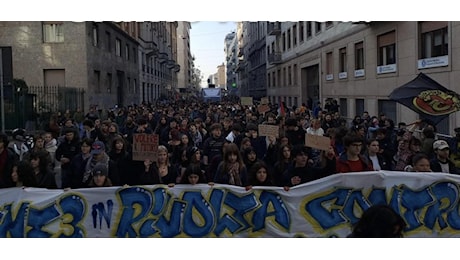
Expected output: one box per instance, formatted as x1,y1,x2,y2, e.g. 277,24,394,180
258,124,279,138
241,97,253,106
261,97,269,105
305,133,331,151
257,104,271,114
132,133,159,161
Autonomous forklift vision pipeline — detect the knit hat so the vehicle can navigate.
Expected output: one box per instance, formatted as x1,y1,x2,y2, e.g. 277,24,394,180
91,163,108,177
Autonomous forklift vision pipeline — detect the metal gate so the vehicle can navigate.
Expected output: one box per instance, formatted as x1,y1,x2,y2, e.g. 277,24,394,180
2,85,85,130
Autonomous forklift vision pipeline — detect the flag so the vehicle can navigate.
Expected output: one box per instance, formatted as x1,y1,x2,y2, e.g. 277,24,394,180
277,97,286,117
389,72,460,125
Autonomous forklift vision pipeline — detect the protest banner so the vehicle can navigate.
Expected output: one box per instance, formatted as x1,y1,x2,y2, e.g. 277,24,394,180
258,124,279,138
305,133,331,151
2,171,460,238
240,97,253,106
132,133,159,161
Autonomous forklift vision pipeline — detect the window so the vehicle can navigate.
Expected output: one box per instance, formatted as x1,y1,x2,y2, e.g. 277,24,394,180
355,99,364,117
293,25,297,46
272,72,276,87
267,73,271,88
106,32,111,52
277,69,281,86
133,79,137,94
287,29,291,49
339,47,347,73
44,69,65,86
326,21,333,28
340,98,347,117
127,77,131,93
43,22,64,43
276,69,281,87
315,22,322,34
282,32,286,51
92,24,98,47
107,73,112,93
355,42,364,70
420,22,448,58
378,100,396,123
293,64,298,85
326,52,333,76
133,47,137,63
94,70,101,93
115,38,121,57
288,66,292,85
125,44,130,60
283,67,286,86
299,22,304,42
377,31,396,65
307,22,312,38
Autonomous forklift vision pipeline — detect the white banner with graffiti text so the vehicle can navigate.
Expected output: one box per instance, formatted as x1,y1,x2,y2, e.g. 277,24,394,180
2,170,460,237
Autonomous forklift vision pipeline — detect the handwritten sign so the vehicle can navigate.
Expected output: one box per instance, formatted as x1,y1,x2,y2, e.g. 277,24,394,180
305,133,331,151
132,134,159,161
241,97,253,106
258,124,279,138
257,104,271,114
261,97,269,105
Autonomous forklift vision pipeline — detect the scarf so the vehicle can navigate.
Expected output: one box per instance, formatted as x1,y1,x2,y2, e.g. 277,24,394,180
82,153,109,183
227,162,241,186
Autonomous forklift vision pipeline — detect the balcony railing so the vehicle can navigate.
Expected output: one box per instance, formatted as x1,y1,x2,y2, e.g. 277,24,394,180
268,52,282,64
157,52,168,64
268,22,281,35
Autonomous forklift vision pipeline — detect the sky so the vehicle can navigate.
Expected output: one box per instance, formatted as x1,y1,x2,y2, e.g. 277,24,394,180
190,22,237,87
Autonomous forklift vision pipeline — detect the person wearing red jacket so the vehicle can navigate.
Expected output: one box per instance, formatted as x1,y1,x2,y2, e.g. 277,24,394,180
336,134,374,173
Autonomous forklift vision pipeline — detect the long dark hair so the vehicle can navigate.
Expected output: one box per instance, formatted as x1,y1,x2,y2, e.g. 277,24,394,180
349,205,406,238
16,160,37,187
248,161,273,186
181,164,206,184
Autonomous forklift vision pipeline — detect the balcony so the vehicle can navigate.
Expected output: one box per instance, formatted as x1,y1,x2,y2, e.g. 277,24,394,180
268,52,282,64
145,41,159,58
268,22,281,35
166,59,176,69
173,64,181,73
157,52,168,64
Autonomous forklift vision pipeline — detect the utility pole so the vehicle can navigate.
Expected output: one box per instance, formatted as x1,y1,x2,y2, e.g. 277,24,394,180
0,48,4,133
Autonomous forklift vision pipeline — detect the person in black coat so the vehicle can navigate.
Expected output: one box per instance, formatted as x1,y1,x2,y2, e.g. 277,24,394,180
0,133,18,188
283,145,336,187
430,139,460,174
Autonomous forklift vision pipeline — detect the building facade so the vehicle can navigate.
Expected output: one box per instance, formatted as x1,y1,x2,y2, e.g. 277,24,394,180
176,22,192,95
0,21,189,114
225,31,238,93
263,21,458,134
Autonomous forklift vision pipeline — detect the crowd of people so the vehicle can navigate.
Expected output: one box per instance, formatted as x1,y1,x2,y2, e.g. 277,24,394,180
1,97,459,193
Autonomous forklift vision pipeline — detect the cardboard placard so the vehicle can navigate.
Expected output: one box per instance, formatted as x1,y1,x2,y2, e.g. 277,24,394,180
261,97,269,105
257,104,271,114
240,97,253,106
305,133,331,151
132,133,159,161
258,124,279,138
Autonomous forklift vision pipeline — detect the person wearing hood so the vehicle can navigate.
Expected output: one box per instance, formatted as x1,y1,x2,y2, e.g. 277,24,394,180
55,128,81,189
82,141,120,187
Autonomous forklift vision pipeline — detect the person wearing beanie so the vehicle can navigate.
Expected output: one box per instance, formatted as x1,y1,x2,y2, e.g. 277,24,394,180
88,163,112,187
